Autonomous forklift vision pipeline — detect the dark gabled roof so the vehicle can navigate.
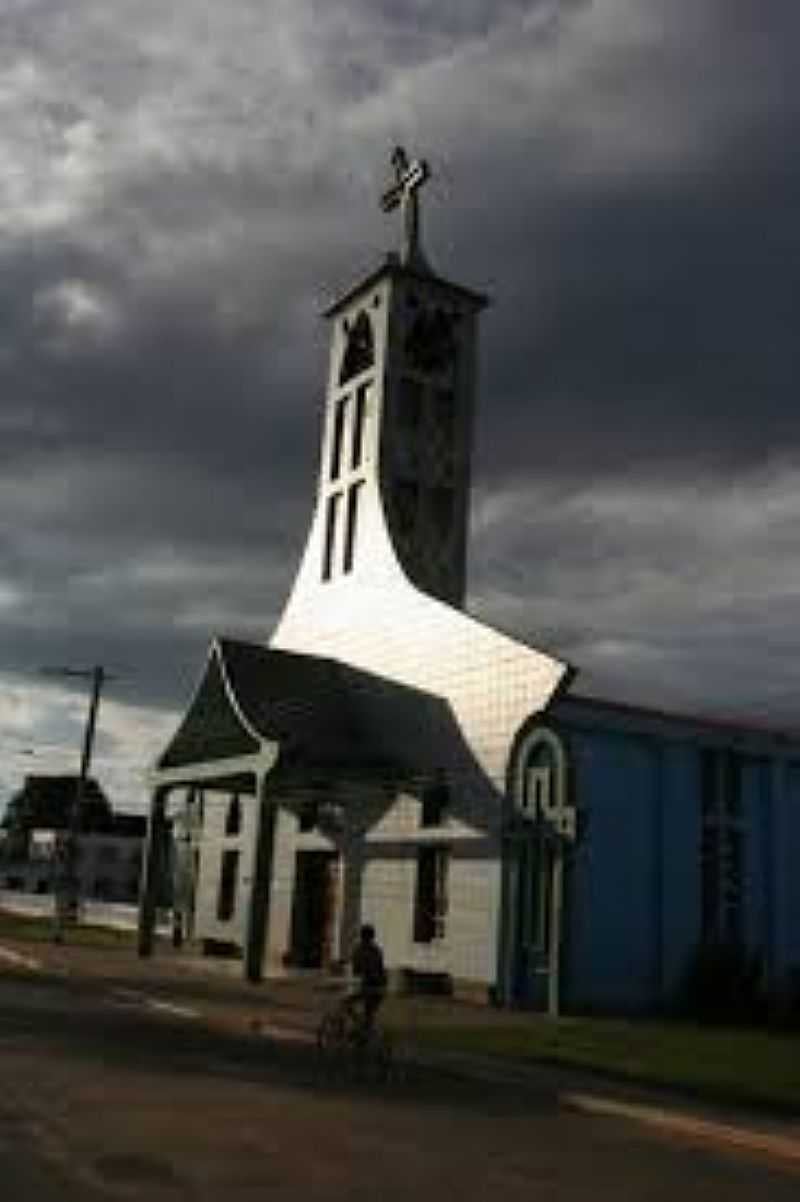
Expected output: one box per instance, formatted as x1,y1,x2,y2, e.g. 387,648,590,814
157,638,467,785
2,775,113,832
158,647,260,769
217,639,364,756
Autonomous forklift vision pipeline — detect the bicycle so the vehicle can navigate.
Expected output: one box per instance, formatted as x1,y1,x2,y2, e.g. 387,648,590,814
316,994,394,1086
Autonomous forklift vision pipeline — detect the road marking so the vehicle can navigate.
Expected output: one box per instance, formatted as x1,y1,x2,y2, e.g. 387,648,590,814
144,998,199,1020
561,1092,800,1170
250,1019,312,1045
108,987,142,1005
0,945,42,971
107,987,198,1020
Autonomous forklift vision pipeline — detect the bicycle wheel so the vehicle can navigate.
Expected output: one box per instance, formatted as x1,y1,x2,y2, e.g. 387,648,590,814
359,1027,394,1086
376,1029,394,1083
316,1008,352,1084
316,1009,345,1054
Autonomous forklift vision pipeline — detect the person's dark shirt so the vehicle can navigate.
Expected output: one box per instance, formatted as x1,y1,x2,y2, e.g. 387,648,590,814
352,941,386,991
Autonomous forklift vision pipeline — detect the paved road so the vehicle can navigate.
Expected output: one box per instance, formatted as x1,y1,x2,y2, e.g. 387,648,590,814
0,966,798,1200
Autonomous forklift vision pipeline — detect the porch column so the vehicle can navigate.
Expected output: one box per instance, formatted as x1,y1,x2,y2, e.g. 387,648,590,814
138,786,168,957
338,830,365,966
245,773,277,983
547,845,564,1018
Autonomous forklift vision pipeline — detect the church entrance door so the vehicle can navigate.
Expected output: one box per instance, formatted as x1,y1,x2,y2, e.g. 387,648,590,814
504,725,575,1014
289,851,340,968
511,833,551,1008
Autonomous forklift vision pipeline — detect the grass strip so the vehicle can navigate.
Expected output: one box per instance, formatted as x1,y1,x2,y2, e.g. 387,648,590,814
396,1013,800,1112
0,906,136,948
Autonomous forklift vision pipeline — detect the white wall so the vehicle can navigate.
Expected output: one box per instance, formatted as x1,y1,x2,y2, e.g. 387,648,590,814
193,791,258,948
261,783,501,987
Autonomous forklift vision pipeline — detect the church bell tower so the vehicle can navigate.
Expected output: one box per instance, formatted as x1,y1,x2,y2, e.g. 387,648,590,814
274,146,487,636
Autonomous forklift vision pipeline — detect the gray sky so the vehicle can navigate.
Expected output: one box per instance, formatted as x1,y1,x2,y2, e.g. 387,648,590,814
2,0,799,812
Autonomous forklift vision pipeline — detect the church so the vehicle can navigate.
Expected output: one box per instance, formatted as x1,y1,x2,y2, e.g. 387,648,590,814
138,150,800,1016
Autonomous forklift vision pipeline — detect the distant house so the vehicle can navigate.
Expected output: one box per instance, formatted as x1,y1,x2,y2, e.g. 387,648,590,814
1,774,146,904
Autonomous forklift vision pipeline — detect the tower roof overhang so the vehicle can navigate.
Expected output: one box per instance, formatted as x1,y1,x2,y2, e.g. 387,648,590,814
323,255,489,320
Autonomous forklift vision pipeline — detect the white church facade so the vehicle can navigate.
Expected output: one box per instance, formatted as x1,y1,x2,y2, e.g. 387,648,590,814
139,151,800,1016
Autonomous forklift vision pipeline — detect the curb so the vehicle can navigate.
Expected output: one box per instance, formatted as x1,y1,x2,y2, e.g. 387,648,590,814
398,1045,800,1174
560,1092,800,1173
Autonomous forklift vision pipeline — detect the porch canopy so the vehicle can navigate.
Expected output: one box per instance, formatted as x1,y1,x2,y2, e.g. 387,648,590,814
138,636,473,980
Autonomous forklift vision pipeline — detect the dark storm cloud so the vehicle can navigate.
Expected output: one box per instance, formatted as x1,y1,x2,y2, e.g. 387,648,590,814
473,148,800,485
468,465,800,726
434,1,800,487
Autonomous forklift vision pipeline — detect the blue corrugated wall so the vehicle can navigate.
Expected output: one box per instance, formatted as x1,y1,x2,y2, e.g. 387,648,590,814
555,714,800,1013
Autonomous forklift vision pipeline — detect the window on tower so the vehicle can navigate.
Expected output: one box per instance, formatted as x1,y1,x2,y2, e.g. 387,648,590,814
404,308,456,375
339,311,374,385
351,384,369,470
322,492,341,581
342,481,364,573
329,397,348,481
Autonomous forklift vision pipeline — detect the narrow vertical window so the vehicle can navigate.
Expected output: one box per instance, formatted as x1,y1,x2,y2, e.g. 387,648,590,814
217,849,239,921
351,384,368,470
534,839,553,953
329,397,348,481
322,492,341,581
700,749,745,944
342,481,363,574
224,795,241,836
413,846,449,943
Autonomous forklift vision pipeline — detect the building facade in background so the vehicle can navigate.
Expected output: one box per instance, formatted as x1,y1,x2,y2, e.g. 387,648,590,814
1,774,145,905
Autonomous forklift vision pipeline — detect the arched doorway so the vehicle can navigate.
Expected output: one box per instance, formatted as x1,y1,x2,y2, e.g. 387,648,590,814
502,726,575,1014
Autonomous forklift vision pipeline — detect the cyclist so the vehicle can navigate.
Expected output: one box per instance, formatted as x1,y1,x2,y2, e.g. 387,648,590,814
344,923,387,1038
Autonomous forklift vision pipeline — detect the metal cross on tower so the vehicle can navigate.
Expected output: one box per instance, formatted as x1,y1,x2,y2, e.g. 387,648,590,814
380,146,430,267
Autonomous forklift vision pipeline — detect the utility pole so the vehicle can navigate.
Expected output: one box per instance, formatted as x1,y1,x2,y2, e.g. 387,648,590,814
40,665,114,942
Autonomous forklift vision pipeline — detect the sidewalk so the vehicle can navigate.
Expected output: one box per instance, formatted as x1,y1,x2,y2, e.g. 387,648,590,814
3,933,800,1175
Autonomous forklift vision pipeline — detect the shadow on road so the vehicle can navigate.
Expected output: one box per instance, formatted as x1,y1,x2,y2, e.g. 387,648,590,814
0,970,557,1118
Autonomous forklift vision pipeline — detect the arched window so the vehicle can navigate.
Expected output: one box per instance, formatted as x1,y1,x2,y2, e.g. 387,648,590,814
404,307,456,374
339,311,374,384
511,727,574,841
224,794,241,837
